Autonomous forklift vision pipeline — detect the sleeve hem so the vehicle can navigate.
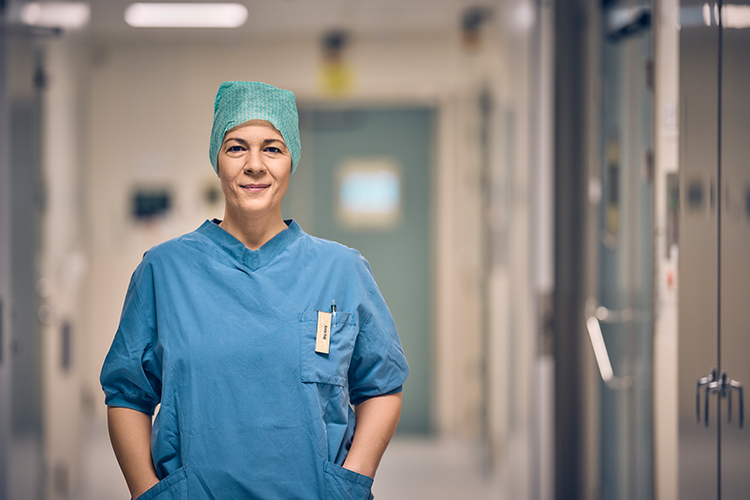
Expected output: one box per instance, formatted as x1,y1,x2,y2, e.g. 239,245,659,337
350,384,405,407
104,394,157,416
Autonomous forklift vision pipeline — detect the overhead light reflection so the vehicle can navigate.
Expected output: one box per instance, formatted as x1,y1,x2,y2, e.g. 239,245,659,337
124,3,248,28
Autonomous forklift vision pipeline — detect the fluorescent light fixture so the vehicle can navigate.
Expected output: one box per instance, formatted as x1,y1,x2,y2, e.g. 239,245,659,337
725,5,750,28
680,3,750,28
124,3,248,28
21,2,91,29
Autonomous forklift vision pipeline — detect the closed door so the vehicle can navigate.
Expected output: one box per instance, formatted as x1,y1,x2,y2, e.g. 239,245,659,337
678,2,720,497
283,107,433,434
678,1,750,498
717,4,750,498
3,33,45,500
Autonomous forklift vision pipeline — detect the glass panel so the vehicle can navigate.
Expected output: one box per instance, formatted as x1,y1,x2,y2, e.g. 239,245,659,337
597,0,654,497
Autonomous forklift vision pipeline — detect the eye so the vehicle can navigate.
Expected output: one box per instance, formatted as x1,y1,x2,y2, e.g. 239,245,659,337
265,146,282,154
226,145,245,153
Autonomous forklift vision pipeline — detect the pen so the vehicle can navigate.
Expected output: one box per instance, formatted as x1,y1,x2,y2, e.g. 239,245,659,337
331,300,337,328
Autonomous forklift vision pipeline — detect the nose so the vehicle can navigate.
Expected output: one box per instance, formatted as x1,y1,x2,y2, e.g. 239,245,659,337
244,149,265,175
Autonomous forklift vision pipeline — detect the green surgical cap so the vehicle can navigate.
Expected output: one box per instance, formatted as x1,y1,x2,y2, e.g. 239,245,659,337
210,81,301,174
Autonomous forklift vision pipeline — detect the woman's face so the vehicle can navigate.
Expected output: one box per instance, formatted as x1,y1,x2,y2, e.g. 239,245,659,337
217,119,292,224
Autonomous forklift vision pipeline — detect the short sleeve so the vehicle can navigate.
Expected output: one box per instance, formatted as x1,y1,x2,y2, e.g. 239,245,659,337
100,260,162,415
348,267,409,407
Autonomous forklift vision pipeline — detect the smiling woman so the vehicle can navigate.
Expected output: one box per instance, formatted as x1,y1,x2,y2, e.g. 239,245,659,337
99,81,409,500
217,120,292,250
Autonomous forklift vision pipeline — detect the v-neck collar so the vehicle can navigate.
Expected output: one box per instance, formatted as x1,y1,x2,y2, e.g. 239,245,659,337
198,218,302,271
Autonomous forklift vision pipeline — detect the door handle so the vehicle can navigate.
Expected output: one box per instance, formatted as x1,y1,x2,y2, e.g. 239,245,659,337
695,369,744,428
725,374,744,428
586,315,633,390
696,368,716,426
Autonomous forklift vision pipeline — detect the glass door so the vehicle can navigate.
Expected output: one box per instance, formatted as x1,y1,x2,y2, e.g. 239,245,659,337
590,0,654,497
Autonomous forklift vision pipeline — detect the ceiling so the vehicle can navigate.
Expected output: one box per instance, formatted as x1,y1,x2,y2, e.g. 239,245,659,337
12,0,500,43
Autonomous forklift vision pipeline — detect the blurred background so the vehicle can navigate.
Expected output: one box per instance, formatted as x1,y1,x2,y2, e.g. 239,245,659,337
1,0,749,499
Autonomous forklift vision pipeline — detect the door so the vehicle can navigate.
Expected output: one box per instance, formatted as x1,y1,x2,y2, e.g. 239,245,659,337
588,1,655,498
283,107,434,434
678,1,720,497
678,1,750,498
3,31,46,500
718,5,750,497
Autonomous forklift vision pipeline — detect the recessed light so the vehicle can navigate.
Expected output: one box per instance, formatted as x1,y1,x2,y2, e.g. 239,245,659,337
124,3,248,28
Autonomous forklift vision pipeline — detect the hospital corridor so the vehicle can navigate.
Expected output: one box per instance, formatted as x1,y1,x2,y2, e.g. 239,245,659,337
1,0,750,499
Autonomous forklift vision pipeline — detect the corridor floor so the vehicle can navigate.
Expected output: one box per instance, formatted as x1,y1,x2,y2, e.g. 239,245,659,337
75,418,506,500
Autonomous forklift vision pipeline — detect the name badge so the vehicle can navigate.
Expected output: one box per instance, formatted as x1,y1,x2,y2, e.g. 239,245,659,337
315,311,332,354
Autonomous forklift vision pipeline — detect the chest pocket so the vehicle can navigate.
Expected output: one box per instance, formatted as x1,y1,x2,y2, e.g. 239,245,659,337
299,310,356,386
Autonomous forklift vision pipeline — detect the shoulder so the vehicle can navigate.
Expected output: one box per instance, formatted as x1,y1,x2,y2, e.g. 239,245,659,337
141,226,212,264
297,231,370,270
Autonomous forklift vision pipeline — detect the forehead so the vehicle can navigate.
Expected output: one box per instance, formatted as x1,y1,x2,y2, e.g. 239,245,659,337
224,119,284,141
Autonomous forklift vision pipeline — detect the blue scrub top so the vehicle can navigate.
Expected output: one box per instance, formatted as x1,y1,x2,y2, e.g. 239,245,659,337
100,220,409,500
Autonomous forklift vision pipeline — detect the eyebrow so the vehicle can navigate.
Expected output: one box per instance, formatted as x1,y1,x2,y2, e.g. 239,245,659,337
222,137,287,148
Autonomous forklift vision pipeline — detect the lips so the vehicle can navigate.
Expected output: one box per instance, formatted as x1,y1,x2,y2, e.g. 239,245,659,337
240,183,270,193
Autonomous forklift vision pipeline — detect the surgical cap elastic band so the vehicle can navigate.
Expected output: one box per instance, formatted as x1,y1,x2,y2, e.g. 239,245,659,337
209,81,301,174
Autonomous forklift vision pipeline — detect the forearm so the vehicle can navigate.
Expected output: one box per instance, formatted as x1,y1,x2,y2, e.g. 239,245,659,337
343,392,402,478
107,406,159,499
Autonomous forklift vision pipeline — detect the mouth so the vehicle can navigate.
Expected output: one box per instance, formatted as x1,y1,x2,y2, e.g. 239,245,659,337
240,183,270,193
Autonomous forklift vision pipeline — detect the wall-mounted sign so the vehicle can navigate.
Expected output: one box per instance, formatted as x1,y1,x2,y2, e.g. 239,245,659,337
131,187,172,221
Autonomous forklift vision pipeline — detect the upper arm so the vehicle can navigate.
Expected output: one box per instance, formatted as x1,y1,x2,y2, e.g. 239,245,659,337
100,262,162,415
348,267,410,406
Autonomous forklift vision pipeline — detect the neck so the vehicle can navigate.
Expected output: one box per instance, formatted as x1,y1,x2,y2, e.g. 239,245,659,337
219,210,288,251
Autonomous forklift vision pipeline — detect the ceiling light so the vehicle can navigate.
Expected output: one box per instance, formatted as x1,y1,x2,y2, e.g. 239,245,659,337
725,4,750,28
21,2,91,29
124,3,248,28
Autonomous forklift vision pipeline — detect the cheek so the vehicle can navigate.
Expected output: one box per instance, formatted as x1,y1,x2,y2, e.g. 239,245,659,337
217,156,240,181
217,163,235,194
279,178,290,198
278,169,291,194
272,160,292,193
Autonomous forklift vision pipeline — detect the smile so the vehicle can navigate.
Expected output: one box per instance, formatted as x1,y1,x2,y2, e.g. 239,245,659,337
240,183,270,193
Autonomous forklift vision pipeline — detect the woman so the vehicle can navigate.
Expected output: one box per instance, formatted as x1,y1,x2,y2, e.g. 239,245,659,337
100,81,409,500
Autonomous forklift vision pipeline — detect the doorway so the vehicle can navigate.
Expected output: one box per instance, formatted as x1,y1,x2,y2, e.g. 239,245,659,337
283,106,434,434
